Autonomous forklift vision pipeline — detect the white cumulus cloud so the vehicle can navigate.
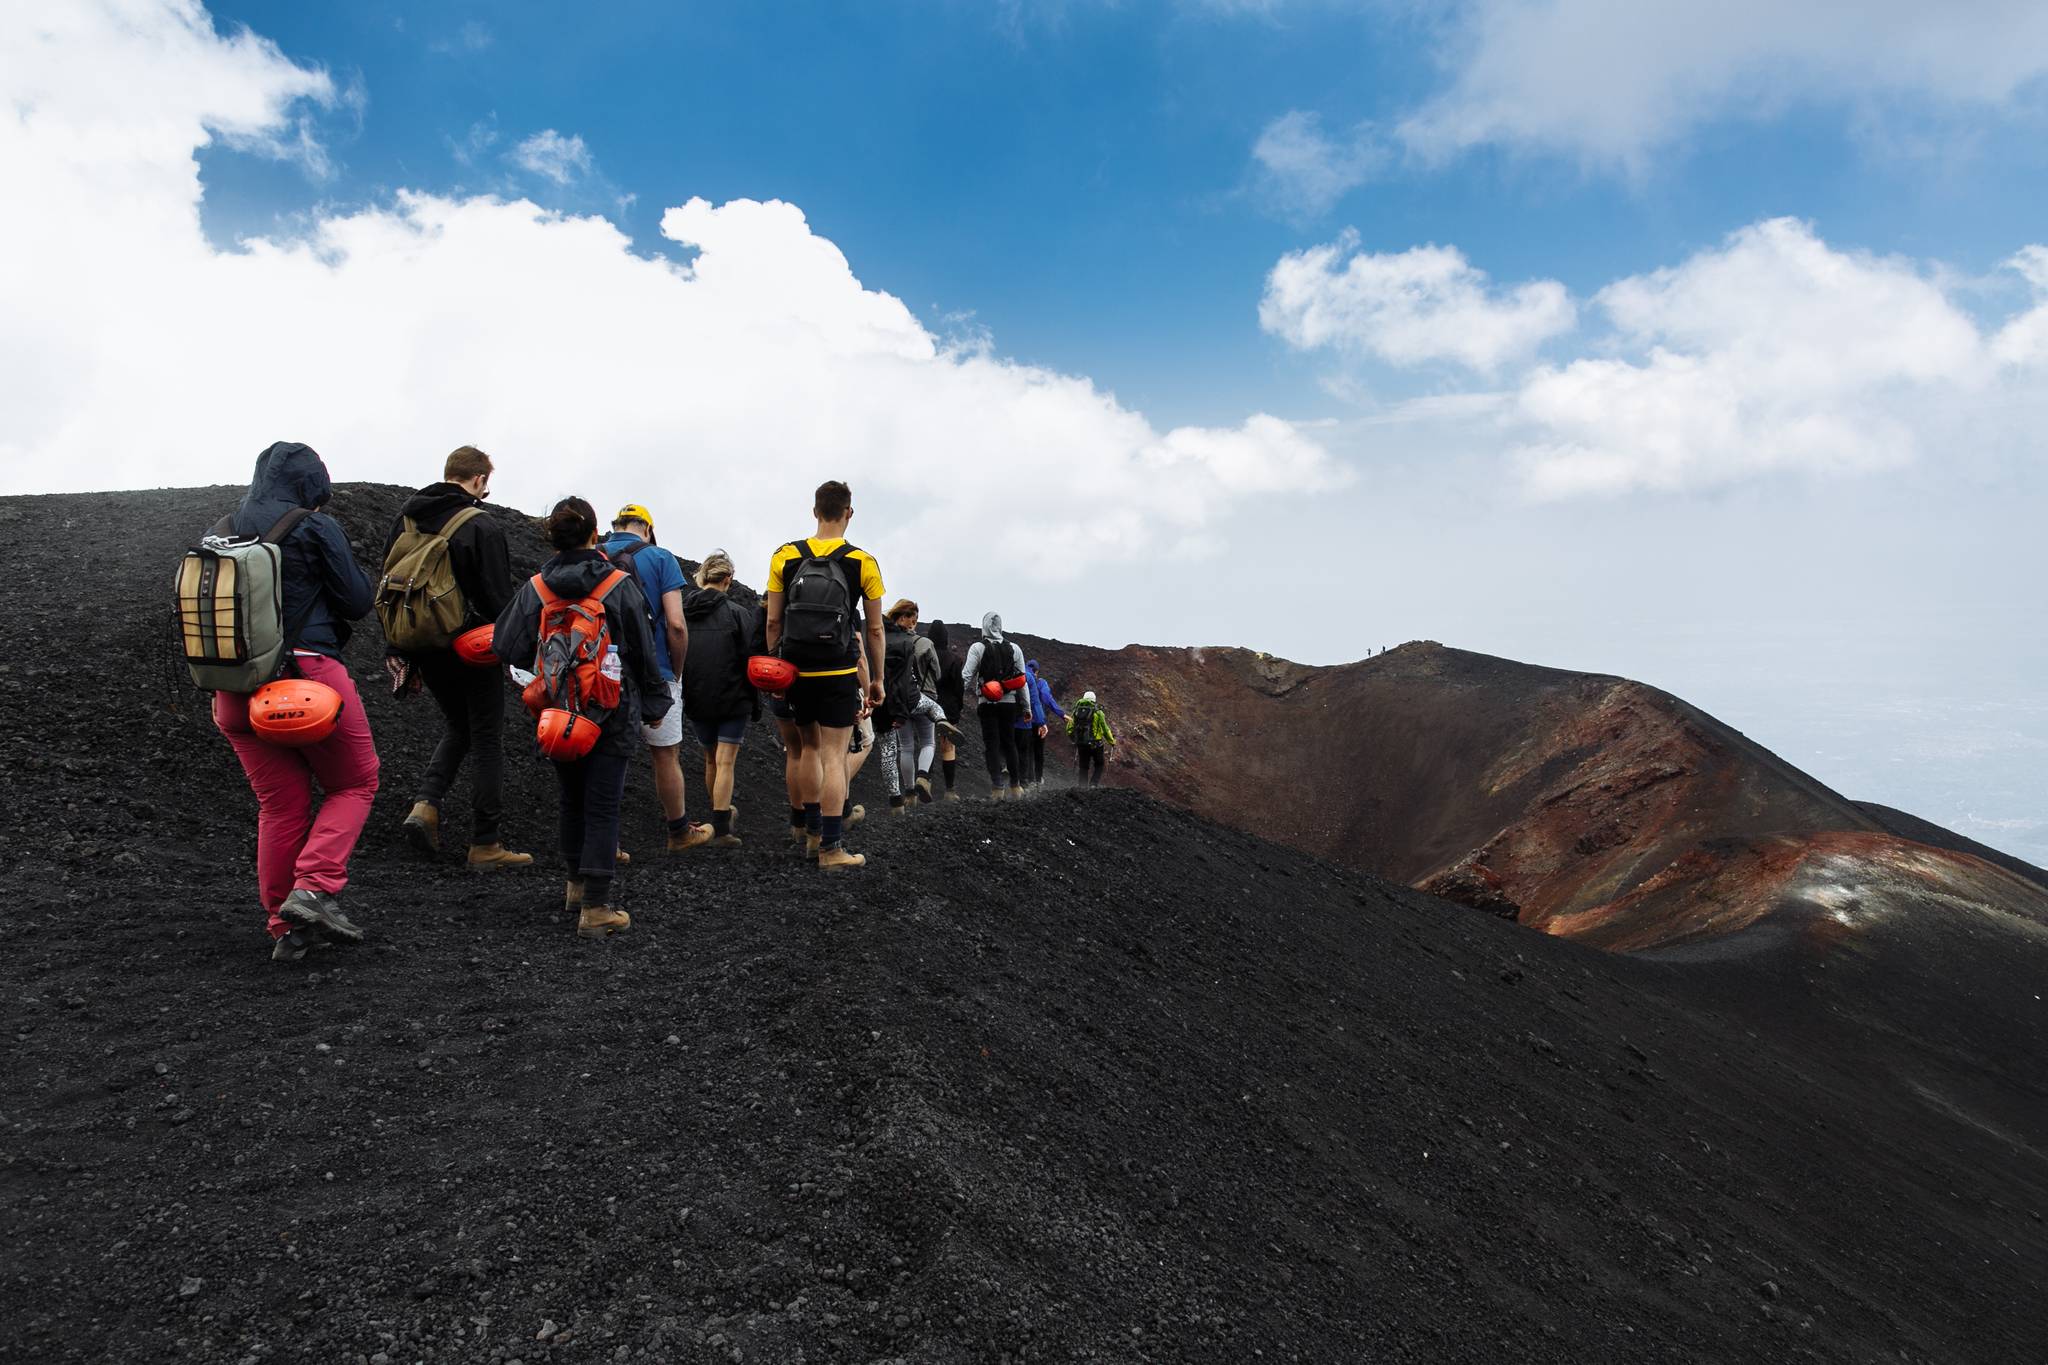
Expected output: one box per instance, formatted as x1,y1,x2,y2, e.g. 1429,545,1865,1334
0,0,1342,607
511,129,593,184
1401,0,2048,168
1249,111,1384,221
1260,232,1575,374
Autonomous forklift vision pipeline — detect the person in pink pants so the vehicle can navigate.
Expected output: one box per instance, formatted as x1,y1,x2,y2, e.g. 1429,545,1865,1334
214,653,379,937
209,442,382,961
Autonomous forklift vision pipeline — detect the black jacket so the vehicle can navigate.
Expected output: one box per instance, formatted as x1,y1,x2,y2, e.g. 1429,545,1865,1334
493,549,671,756
381,482,514,640
679,586,760,722
223,441,375,658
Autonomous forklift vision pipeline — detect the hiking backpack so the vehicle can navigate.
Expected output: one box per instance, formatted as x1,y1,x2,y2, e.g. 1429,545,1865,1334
876,628,922,727
605,538,663,638
980,636,1021,695
779,541,857,669
174,508,312,693
517,569,630,747
1070,699,1100,746
376,506,484,652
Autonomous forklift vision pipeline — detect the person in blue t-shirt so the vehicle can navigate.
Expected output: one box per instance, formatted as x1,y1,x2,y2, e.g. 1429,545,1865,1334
600,503,711,851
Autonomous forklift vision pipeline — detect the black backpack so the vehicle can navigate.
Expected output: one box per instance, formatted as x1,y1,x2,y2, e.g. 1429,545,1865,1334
780,540,856,668
876,628,921,726
1071,699,1100,745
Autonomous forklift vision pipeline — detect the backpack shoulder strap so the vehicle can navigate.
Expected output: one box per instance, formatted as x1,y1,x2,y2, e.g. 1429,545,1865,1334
789,539,810,560
260,507,311,544
589,568,629,603
824,542,853,561
438,506,484,541
530,572,560,607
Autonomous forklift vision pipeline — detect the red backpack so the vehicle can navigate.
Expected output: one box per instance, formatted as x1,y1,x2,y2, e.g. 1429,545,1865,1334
519,569,630,745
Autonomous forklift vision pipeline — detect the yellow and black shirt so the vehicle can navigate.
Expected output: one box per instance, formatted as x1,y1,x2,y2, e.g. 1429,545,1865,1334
765,537,885,677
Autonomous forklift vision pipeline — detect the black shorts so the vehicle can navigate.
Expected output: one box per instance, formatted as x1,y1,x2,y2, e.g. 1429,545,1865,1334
786,672,860,729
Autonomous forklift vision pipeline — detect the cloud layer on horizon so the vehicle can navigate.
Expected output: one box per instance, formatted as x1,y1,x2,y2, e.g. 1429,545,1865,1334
0,0,1343,594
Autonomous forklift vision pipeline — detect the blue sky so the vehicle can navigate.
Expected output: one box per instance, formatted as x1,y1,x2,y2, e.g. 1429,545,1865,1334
4,0,2046,859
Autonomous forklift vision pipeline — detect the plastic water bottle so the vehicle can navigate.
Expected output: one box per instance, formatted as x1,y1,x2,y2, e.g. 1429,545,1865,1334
601,644,622,683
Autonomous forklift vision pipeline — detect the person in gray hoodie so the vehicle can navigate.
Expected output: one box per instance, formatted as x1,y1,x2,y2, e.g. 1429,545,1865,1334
961,612,1030,798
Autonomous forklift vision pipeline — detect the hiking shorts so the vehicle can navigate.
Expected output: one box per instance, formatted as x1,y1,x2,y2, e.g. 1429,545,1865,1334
786,672,860,729
641,678,684,747
690,714,749,749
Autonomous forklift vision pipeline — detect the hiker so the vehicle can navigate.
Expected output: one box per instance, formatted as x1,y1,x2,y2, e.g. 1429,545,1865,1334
1013,658,1064,787
493,497,670,937
205,442,380,962
925,618,965,799
962,612,1029,798
874,598,950,812
1067,689,1116,786
679,549,758,845
599,503,711,852
763,479,886,870
380,445,530,870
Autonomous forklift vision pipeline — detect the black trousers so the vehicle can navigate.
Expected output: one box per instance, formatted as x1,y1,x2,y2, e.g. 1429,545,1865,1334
978,702,1022,786
1077,745,1105,786
554,744,629,886
415,651,506,843
1013,727,1045,784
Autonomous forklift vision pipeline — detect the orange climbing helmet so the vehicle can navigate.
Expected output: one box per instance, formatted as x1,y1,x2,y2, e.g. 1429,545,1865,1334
536,706,600,762
248,677,343,747
980,679,1005,702
452,623,497,667
747,655,798,692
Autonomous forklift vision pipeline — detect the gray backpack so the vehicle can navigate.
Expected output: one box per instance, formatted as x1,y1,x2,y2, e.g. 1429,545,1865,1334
173,509,311,693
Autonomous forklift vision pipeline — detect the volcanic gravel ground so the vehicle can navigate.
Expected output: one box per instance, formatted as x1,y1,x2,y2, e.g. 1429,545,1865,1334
0,484,2043,1363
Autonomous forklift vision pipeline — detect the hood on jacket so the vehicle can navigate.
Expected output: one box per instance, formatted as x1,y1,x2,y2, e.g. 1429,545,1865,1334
681,584,731,622
980,611,1003,641
234,441,331,536
400,481,482,531
540,549,624,599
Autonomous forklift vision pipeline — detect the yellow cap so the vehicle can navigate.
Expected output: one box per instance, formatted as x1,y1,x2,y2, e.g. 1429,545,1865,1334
613,503,655,543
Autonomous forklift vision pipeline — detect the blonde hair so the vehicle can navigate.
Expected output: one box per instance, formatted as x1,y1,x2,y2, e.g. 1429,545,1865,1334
695,549,735,588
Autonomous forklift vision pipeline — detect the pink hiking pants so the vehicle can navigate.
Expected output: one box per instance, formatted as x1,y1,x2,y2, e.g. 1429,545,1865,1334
214,653,380,937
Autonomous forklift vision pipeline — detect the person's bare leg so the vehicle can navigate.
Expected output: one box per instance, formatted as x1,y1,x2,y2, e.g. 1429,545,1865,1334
807,722,862,868
776,717,807,846
712,741,741,812
650,743,684,822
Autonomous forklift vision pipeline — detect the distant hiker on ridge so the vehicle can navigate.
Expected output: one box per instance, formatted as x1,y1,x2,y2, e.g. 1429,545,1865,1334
494,497,671,937
380,444,531,872
1012,657,1063,789
679,549,758,846
963,612,1029,798
875,598,951,812
1067,690,1115,787
600,503,712,853
763,479,887,870
201,442,380,962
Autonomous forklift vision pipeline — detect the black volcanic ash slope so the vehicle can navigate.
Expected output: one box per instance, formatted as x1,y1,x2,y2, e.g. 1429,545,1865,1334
0,484,2043,1364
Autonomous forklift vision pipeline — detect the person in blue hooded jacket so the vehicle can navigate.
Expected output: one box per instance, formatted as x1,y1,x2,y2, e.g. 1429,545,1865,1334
208,441,381,962
1011,659,1065,788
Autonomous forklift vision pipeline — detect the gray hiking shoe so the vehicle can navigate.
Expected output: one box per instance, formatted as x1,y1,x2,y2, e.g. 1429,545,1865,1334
270,929,315,963
278,889,365,945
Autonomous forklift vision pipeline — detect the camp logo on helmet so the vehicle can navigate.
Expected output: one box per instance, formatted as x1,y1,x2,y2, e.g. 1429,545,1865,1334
249,678,344,747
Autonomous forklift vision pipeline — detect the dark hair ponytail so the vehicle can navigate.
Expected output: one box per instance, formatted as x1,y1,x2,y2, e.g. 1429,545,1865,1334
545,496,598,552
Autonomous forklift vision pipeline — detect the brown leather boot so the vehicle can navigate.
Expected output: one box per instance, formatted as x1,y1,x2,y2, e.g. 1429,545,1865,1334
564,880,585,912
402,801,440,854
467,843,535,870
805,832,822,859
576,905,629,938
818,845,867,871
667,823,714,852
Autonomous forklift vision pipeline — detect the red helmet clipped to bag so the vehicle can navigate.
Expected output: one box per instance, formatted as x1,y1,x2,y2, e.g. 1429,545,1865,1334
452,623,497,667
980,679,1005,702
747,655,798,692
536,707,600,762
1001,673,1027,693
249,678,343,747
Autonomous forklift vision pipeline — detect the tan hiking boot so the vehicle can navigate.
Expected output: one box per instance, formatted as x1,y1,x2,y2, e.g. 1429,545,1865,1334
914,776,933,803
818,846,867,871
468,843,534,870
667,823,714,852
710,832,743,848
403,801,440,854
565,880,585,912
576,905,630,938
943,789,960,801
805,832,822,859
844,803,866,830
728,804,740,831
614,849,632,867
790,825,809,850
893,801,913,816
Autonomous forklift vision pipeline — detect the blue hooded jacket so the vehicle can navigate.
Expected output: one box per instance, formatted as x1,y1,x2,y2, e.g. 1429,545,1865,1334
225,442,375,658
1012,659,1066,728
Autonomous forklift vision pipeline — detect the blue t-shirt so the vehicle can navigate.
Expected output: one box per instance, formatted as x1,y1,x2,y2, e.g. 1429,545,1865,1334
599,532,686,680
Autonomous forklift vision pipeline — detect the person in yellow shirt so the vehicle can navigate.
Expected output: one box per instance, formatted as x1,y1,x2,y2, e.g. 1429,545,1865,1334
763,480,886,870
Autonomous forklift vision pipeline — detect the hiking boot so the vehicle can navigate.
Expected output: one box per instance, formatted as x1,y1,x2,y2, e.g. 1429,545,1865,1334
710,832,744,848
893,800,913,816
403,801,440,855
565,880,585,912
943,789,960,802
937,720,965,743
278,889,365,945
728,804,740,831
667,823,714,853
614,849,632,867
576,905,630,938
468,843,534,871
805,832,822,859
270,929,314,963
844,804,866,831
789,826,809,850
914,776,933,804
818,845,867,871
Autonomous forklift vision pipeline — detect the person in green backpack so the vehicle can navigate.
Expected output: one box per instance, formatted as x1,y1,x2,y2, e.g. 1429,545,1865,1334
1066,690,1116,787
378,445,532,870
